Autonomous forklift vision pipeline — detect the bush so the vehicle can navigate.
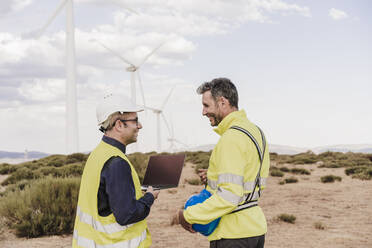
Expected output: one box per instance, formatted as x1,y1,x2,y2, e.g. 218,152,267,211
0,163,19,175
277,214,296,224
314,221,325,230
0,177,80,237
321,175,342,183
66,153,88,164
1,167,41,186
270,170,284,177
290,168,311,175
186,178,202,185
284,177,298,184
279,167,290,172
0,180,32,197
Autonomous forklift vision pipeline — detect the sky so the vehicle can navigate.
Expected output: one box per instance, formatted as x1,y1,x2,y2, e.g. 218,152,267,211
0,0,371,154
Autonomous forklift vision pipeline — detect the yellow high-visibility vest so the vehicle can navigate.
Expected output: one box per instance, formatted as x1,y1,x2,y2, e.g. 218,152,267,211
184,109,270,241
73,140,151,248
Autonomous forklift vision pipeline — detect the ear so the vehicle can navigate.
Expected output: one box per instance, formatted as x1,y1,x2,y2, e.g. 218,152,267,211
219,96,228,107
114,119,126,131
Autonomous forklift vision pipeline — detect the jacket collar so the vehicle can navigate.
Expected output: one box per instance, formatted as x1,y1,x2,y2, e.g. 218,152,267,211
102,135,126,154
214,109,247,136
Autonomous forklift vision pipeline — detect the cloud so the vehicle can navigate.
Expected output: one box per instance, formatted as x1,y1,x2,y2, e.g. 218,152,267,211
329,8,348,20
79,0,311,31
0,0,32,16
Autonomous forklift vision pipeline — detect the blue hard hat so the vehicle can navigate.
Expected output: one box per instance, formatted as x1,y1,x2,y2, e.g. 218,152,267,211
184,189,221,236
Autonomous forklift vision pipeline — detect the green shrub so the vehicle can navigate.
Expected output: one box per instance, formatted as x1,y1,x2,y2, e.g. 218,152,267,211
314,221,325,230
1,167,41,186
279,167,290,172
0,163,19,175
66,153,88,164
186,178,202,185
284,177,298,184
321,175,342,183
277,214,296,224
60,163,84,177
0,180,32,197
345,166,367,176
270,170,284,177
290,168,311,175
47,159,64,167
0,177,80,237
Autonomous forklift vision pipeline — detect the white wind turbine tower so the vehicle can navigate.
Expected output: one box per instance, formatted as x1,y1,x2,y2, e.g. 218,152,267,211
33,0,78,154
93,40,165,106
167,117,189,152
145,87,175,152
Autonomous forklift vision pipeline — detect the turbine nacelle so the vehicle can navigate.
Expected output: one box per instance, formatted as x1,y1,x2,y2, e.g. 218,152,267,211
126,66,138,72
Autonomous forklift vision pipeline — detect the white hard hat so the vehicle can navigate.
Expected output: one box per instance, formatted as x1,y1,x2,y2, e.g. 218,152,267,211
96,94,143,125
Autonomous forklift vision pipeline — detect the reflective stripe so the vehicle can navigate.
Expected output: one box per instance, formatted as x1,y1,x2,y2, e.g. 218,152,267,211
217,173,244,186
216,187,242,205
209,177,267,191
76,206,133,234
73,229,147,248
208,179,217,190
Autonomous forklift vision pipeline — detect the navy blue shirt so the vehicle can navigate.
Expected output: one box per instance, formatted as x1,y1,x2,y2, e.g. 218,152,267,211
97,136,154,226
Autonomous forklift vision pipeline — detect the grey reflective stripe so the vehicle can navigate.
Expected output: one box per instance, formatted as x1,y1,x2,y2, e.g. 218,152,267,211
234,201,258,211
217,187,242,206
217,173,244,186
243,181,255,191
260,177,267,187
73,229,147,248
208,179,217,190
244,177,267,191
209,177,267,191
77,206,133,234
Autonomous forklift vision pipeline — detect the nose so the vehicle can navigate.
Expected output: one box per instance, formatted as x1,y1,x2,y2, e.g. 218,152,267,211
137,121,143,129
202,107,208,116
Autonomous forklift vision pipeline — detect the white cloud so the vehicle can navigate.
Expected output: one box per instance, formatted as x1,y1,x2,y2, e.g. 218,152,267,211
329,8,348,20
0,0,32,16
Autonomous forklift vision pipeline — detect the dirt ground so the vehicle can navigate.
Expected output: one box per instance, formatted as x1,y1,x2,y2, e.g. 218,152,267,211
0,161,371,248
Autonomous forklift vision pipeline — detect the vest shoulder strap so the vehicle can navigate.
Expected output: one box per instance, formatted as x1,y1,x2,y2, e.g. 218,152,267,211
229,125,266,214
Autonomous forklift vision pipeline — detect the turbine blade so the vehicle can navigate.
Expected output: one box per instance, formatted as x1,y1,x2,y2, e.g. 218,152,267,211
136,71,146,108
160,86,175,110
169,114,174,138
119,5,139,15
37,0,68,38
137,42,165,68
161,113,171,137
92,39,135,67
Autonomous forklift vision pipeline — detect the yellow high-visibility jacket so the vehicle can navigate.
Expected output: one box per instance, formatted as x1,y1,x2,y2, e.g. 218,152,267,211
184,109,270,241
72,141,151,248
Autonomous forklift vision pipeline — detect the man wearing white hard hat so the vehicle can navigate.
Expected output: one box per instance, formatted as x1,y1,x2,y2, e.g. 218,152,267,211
73,94,159,248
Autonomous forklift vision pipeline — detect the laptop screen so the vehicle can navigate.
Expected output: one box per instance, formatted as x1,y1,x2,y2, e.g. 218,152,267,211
142,154,185,188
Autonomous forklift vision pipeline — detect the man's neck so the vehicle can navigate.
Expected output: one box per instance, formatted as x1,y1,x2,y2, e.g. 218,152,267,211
105,132,127,146
221,107,238,119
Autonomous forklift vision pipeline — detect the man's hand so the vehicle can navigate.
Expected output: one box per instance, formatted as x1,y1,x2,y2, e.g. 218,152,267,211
170,210,196,233
197,168,208,184
147,186,160,199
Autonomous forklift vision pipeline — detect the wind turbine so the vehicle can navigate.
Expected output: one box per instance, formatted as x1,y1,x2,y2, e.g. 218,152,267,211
144,87,175,152
93,39,165,106
31,0,78,154
167,117,189,152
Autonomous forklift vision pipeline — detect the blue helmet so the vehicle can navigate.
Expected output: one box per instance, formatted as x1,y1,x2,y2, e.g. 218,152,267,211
184,189,221,236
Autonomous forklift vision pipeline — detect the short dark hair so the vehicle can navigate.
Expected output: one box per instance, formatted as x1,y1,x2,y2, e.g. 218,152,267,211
196,78,239,108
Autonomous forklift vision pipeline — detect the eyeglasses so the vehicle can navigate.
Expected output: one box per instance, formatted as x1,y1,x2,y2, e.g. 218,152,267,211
118,117,140,127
